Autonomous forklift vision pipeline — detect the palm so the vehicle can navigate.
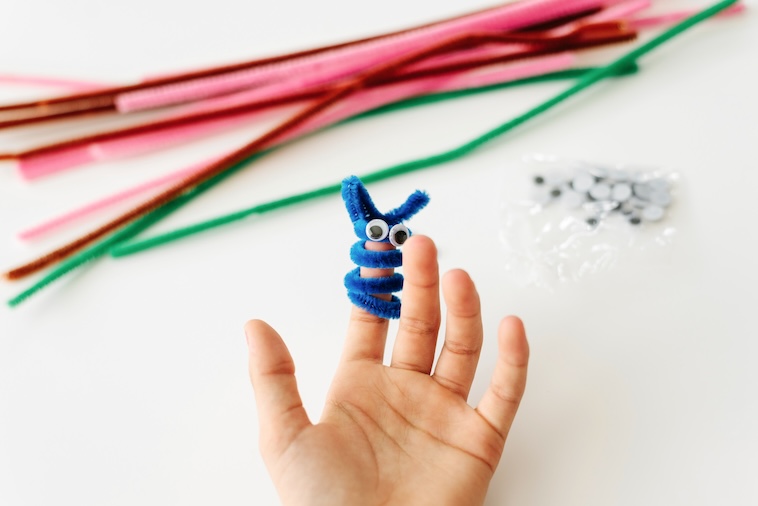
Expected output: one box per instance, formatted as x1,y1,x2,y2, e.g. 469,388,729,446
273,364,499,505
246,237,528,506
330,362,501,472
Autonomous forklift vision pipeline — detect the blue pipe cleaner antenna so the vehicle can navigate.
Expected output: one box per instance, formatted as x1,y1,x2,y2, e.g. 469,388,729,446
341,176,429,319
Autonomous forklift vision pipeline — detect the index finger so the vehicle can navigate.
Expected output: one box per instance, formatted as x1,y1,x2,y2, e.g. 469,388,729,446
341,241,393,363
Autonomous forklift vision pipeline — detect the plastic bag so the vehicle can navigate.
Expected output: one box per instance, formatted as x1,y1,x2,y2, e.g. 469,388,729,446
500,154,679,287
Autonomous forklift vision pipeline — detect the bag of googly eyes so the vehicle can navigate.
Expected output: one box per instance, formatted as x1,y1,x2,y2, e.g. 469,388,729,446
499,154,679,287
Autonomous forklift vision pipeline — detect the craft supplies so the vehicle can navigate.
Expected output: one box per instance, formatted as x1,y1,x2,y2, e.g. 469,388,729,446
5,22,637,177
7,65,635,307
342,176,429,319
0,0,608,129
110,0,732,258
114,0,610,112
3,19,640,281
13,53,582,179
529,159,676,227
1,0,744,307
501,155,678,287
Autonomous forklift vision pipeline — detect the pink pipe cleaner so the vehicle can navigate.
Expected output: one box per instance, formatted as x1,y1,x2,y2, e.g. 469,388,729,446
16,163,209,241
136,0,647,117
115,0,619,112
17,45,578,180
18,54,575,239
628,2,744,29
288,53,577,140
17,114,256,180
0,74,107,91
15,0,695,181
402,0,651,73
554,0,651,31
169,42,540,118
175,0,644,105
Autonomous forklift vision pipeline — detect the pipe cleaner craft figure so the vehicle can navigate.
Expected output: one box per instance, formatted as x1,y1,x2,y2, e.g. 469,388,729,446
342,175,430,319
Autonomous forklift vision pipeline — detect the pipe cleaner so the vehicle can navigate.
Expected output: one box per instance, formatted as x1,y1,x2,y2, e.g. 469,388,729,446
342,176,429,319
7,66,630,307
5,22,625,280
4,0,742,307
0,0,604,128
107,0,739,260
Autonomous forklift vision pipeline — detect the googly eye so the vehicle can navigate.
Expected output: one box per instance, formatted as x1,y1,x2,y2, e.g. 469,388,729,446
389,224,410,247
365,219,389,241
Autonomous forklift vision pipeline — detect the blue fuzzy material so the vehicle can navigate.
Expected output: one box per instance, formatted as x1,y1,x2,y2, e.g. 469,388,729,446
350,241,403,269
347,292,402,320
341,176,429,319
344,268,404,294
341,175,429,243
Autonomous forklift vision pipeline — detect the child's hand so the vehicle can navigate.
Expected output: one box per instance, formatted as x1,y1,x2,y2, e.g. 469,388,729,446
245,236,529,506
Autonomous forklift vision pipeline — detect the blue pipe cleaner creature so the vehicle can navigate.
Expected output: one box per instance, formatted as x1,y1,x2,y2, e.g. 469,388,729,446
342,175,430,319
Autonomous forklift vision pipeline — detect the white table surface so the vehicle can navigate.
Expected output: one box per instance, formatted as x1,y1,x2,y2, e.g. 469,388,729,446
1,1,757,504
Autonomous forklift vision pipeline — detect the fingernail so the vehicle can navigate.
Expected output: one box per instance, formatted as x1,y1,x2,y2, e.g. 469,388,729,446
244,329,254,352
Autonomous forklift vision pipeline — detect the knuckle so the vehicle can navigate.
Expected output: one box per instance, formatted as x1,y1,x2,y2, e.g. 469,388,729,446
443,338,481,357
351,310,389,327
391,358,424,371
409,276,439,290
398,314,440,339
257,358,295,377
448,306,481,320
433,374,468,397
489,384,524,407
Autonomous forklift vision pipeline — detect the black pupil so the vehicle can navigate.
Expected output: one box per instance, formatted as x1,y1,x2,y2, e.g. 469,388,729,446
369,225,383,238
393,230,408,244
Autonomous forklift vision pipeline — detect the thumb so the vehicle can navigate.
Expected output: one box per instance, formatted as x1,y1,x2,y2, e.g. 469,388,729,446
245,319,311,460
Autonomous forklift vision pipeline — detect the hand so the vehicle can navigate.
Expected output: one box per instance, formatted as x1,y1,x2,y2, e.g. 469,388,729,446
245,235,529,506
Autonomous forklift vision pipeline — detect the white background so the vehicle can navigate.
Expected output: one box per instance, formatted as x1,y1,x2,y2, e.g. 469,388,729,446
1,1,757,505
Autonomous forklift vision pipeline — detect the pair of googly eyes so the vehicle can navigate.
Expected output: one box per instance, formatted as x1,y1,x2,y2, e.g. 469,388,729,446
365,219,410,247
